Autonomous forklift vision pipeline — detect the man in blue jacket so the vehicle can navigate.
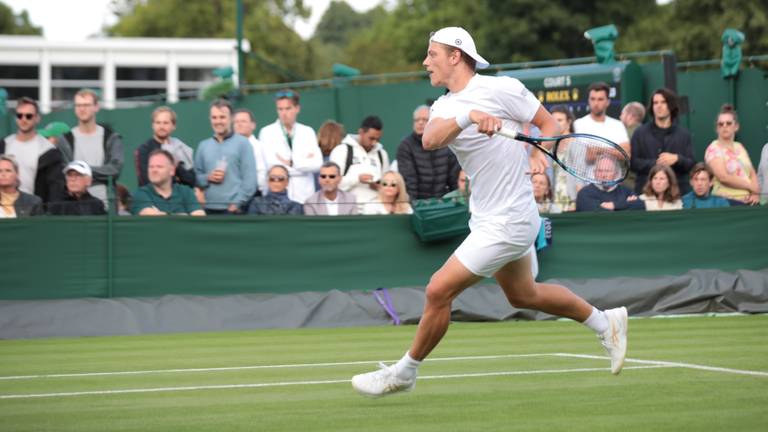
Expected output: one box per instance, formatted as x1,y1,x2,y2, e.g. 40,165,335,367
576,156,645,212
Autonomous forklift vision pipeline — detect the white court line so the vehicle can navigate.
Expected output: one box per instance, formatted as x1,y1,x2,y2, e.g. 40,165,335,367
0,353,551,381
0,365,670,400
553,353,768,378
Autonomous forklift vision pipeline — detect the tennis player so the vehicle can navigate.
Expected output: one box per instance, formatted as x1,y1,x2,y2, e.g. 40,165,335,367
352,27,628,397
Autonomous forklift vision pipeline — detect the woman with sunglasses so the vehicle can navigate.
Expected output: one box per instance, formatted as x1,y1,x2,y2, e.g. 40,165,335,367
704,104,760,205
361,171,412,215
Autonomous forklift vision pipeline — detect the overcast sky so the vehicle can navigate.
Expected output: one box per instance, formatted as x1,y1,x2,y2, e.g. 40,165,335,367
3,0,388,41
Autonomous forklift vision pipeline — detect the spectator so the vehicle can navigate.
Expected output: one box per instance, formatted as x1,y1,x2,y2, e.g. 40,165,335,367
248,165,303,215
258,89,322,203
58,89,124,208
630,88,695,195
135,106,195,188
549,104,578,210
758,143,768,205
304,161,357,216
315,120,345,189
704,104,760,205
442,169,469,205
48,161,107,216
682,163,730,209
329,115,390,211
576,156,644,212
0,97,65,206
194,99,257,215
532,172,562,214
0,154,43,217
361,171,412,215
38,121,70,147
574,82,630,155
397,104,460,200
233,108,268,198
116,183,132,216
620,101,646,138
638,164,682,211
132,150,205,216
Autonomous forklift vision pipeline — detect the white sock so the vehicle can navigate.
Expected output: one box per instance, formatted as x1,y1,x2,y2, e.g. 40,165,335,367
583,307,609,334
394,351,421,379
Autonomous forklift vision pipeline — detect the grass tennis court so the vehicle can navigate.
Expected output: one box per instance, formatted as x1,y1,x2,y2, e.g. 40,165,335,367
1,314,766,431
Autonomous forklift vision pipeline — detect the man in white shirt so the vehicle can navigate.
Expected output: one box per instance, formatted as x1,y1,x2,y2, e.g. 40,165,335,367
303,162,357,215
328,115,390,211
257,89,322,203
351,26,628,398
574,82,631,155
233,108,267,196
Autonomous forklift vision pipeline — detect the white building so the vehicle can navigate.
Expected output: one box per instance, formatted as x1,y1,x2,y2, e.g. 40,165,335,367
0,36,249,113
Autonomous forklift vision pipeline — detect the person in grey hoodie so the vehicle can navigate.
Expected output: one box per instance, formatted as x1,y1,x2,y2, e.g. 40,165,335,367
194,99,257,214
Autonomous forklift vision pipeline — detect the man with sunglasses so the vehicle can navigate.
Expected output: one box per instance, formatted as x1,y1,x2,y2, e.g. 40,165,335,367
258,89,322,204
247,165,303,215
303,161,357,215
630,88,695,194
0,97,65,206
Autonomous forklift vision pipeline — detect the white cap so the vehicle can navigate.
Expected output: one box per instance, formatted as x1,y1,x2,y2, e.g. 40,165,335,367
430,27,489,70
63,160,92,177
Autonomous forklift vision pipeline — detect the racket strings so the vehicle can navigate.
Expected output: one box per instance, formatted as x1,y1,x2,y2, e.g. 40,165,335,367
557,136,628,184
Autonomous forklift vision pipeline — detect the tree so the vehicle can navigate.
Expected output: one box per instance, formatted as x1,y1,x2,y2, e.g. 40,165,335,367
0,2,42,35
621,0,768,60
107,0,313,84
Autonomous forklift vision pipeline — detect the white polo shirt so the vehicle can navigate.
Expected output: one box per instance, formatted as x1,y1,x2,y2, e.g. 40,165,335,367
430,74,540,222
573,114,629,147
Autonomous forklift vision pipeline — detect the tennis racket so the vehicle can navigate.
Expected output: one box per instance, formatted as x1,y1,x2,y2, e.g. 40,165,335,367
495,127,629,186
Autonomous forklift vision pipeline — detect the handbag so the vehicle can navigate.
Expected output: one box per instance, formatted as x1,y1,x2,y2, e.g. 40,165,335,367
410,196,470,242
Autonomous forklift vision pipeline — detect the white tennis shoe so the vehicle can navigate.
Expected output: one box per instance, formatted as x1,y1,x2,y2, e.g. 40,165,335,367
351,362,416,397
599,306,628,375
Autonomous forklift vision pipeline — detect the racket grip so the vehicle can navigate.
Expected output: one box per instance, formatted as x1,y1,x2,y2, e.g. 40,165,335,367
495,127,519,140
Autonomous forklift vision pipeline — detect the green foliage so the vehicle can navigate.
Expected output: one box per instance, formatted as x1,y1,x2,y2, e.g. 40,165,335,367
0,1,42,35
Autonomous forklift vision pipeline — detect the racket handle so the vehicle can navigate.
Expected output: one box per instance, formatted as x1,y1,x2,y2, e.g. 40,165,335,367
495,127,520,140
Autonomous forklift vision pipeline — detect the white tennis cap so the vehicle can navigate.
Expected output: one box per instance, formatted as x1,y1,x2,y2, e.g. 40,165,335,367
63,160,92,177
429,27,489,70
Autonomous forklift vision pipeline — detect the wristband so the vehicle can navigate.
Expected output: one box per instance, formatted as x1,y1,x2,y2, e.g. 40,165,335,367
455,111,472,129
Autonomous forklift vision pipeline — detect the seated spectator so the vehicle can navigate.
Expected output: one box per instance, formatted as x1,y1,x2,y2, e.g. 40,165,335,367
304,161,357,216
576,156,644,212
362,171,413,215
136,106,196,188
704,104,760,205
443,169,469,204
48,161,107,216
682,163,730,209
638,164,682,211
0,154,43,217
248,165,303,215
532,172,562,214
131,150,205,216
116,183,132,216
315,120,345,189
397,104,460,200
759,142,768,205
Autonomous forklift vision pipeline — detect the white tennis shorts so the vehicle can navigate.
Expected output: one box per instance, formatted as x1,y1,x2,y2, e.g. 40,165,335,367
454,214,540,279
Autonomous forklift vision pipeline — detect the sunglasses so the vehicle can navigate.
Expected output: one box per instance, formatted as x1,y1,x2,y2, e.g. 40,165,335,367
319,174,337,179
717,121,734,127
269,176,288,182
380,181,398,187
16,113,35,120
274,90,296,100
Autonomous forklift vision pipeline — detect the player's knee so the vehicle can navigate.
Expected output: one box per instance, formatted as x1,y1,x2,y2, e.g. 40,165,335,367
504,288,538,309
424,279,452,308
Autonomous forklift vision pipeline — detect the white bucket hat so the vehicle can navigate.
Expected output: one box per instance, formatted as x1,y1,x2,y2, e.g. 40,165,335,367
429,27,489,70
63,160,92,177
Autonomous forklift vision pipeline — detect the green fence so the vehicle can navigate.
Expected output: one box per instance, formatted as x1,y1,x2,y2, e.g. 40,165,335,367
1,207,766,300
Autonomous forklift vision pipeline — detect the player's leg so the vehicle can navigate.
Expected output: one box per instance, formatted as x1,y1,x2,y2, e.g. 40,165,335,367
351,254,482,397
493,253,628,374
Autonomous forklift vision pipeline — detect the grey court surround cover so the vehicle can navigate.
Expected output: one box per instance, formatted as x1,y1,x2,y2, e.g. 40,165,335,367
0,268,766,339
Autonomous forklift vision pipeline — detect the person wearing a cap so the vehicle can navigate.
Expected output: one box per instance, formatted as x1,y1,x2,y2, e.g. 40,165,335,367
352,27,628,398
0,97,66,205
48,160,107,216
39,122,71,146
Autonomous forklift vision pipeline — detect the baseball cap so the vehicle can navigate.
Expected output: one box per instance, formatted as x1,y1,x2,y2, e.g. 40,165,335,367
429,27,489,69
39,121,71,139
63,160,92,177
